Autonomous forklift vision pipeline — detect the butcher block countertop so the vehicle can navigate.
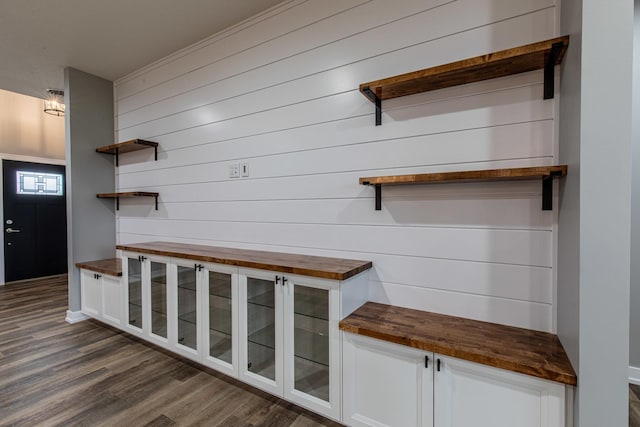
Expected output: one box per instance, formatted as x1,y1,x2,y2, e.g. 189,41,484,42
116,241,372,281
75,258,122,277
340,302,576,386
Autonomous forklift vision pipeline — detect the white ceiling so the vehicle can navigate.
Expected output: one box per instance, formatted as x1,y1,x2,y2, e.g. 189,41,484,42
0,0,284,99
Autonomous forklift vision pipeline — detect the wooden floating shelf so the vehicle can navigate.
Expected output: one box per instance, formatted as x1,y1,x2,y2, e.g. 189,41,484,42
96,192,159,210
360,165,568,211
360,35,569,125
96,139,158,166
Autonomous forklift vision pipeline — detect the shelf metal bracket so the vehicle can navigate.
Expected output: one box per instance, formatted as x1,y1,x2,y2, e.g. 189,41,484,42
115,196,120,211
154,195,158,211
544,42,564,100
363,181,382,210
115,147,119,167
154,146,158,161
362,86,382,126
541,170,563,210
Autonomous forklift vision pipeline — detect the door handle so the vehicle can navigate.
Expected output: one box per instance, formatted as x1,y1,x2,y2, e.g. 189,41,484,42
5,228,20,233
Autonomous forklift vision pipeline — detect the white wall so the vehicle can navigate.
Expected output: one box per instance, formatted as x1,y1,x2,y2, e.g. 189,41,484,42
0,88,65,160
65,68,116,313
558,0,633,425
630,0,640,374
114,0,562,332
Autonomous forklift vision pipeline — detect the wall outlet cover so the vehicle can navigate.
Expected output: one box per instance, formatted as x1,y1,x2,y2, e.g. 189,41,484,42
229,163,240,178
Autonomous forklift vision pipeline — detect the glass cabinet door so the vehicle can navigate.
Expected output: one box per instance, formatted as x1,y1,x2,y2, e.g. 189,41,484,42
284,278,340,420
208,271,233,364
176,265,198,351
292,285,330,401
246,277,277,381
126,256,142,331
149,261,167,340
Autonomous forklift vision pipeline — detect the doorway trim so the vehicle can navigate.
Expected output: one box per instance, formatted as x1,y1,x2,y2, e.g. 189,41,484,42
0,153,65,285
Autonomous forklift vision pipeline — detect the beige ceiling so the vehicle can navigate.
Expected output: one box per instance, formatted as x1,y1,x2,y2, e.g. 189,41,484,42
0,0,284,99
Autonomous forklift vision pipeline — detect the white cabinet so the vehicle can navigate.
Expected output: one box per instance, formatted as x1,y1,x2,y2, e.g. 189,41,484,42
123,253,241,372
434,354,565,427
171,259,201,361
80,269,123,327
122,253,144,337
343,333,433,427
239,268,343,421
118,245,369,423
80,269,101,319
343,333,566,427
122,252,171,348
101,274,123,327
201,262,238,377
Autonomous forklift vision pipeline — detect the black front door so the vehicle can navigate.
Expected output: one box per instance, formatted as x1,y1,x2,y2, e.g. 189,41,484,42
3,160,67,282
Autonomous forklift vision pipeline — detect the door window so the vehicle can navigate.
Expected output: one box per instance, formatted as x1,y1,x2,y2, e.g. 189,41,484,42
16,171,64,196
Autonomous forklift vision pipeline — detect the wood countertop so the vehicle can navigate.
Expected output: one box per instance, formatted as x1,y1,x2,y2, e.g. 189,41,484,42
340,302,576,386
116,241,372,281
75,258,122,277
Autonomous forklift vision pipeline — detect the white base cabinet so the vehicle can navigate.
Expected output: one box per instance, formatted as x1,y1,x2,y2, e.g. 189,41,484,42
239,268,343,421
80,269,123,328
343,333,567,427
200,262,239,378
118,251,369,422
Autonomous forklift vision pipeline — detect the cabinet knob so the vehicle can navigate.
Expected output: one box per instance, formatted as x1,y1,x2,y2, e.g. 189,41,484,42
275,276,281,284
437,358,442,372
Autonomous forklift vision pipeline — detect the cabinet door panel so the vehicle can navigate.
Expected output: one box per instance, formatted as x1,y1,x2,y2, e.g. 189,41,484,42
80,270,101,318
125,256,143,333
239,269,283,395
292,285,330,401
203,265,238,377
177,265,198,351
101,275,122,327
284,276,342,421
247,277,277,380
343,334,433,427
150,261,168,339
434,355,565,427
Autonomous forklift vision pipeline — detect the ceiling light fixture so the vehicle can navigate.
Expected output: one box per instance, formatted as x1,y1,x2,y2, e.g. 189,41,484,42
44,89,65,116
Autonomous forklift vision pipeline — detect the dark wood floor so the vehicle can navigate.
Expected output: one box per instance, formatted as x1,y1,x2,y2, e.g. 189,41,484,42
631,384,640,426
0,275,341,427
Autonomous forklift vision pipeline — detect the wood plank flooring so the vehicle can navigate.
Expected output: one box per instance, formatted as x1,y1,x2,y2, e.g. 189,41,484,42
631,384,640,427
0,275,341,427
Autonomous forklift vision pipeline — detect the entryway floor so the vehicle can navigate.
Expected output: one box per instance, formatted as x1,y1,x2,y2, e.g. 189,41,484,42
631,384,640,426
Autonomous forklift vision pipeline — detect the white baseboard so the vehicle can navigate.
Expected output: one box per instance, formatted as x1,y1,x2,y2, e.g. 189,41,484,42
630,366,640,385
65,310,89,324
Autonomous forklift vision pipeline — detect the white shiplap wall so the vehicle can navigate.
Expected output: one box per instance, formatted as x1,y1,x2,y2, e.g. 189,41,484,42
114,0,561,332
